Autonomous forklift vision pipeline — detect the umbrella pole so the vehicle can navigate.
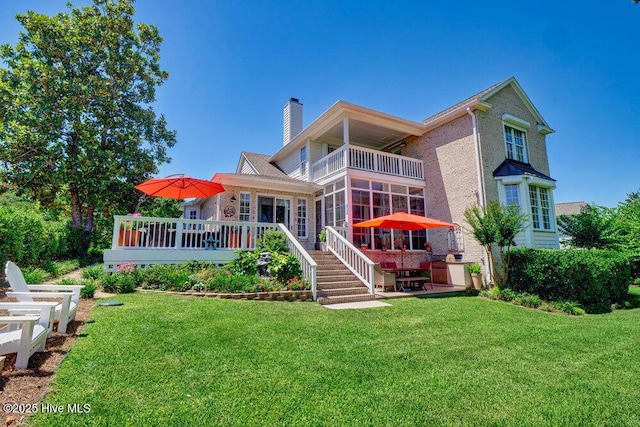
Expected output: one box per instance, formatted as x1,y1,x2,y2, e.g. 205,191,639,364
134,195,149,214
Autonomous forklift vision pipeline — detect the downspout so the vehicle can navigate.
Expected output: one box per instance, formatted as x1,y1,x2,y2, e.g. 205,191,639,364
467,107,491,285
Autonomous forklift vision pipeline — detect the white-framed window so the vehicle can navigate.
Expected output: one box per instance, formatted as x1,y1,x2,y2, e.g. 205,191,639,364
504,125,527,163
529,186,552,230
505,184,520,206
300,146,307,177
297,198,307,239
187,209,198,220
239,193,251,222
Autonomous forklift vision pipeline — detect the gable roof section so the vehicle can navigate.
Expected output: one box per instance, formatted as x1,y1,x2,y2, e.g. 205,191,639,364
237,151,288,177
493,159,555,181
422,77,554,135
269,101,426,163
555,201,588,216
212,172,321,194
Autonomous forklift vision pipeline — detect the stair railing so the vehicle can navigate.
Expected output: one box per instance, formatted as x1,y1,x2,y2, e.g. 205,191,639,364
325,226,376,295
277,224,318,300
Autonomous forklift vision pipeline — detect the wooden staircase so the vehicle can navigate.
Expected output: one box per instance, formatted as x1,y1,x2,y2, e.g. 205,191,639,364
308,250,375,305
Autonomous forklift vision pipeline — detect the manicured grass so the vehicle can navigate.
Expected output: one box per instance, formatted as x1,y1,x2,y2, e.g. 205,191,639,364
31,292,640,426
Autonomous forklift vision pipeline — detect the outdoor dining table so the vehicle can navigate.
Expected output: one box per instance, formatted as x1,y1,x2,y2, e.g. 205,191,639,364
392,267,433,291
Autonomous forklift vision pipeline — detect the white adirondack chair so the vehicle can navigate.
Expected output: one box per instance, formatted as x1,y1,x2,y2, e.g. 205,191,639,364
5,261,84,333
0,302,57,369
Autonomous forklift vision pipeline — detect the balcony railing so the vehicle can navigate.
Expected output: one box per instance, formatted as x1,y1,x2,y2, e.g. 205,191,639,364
111,215,279,251
311,145,425,182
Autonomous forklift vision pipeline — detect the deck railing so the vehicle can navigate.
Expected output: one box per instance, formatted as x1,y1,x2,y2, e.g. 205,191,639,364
311,145,425,181
325,226,375,295
277,224,318,300
112,215,279,251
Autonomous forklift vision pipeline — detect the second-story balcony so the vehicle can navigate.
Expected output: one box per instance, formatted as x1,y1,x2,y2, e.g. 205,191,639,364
311,144,425,182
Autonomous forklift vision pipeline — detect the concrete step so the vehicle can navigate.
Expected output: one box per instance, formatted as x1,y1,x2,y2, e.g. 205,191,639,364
318,293,376,305
318,287,370,297
317,280,365,289
315,263,350,270
316,271,355,279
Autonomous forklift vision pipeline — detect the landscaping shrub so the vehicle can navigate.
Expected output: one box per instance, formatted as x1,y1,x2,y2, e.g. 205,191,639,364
80,280,97,298
628,253,640,283
513,292,542,309
21,268,49,284
138,264,194,292
0,205,70,269
256,230,289,253
101,269,139,294
227,250,260,276
83,265,106,281
507,248,630,312
481,286,584,315
58,277,96,298
267,252,303,283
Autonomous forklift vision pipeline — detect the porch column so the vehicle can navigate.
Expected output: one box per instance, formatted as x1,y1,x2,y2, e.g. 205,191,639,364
343,117,350,168
343,117,349,147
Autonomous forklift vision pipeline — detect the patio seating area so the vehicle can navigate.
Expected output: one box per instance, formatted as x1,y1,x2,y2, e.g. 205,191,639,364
380,261,434,292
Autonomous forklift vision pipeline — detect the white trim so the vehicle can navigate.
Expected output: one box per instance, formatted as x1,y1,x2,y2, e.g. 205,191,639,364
502,113,530,130
296,197,308,239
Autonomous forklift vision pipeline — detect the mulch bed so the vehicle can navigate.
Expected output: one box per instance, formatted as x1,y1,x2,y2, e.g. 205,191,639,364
0,295,94,426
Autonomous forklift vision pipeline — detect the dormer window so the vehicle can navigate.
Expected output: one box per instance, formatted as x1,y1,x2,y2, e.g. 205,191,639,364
502,114,530,163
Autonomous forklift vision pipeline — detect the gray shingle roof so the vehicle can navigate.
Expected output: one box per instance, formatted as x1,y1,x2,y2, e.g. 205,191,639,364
555,202,588,216
422,77,512,126
241,152,287,177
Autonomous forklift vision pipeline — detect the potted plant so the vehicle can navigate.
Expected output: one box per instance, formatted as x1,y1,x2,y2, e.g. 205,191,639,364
467,262,482,290
317,229,327,251
118,213,142,247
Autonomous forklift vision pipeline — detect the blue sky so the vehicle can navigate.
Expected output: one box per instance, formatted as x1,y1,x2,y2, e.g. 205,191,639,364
1,0,638,207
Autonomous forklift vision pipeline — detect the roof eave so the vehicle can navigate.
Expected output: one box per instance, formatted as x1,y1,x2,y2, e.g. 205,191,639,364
270,101,426,163
212,173,321,194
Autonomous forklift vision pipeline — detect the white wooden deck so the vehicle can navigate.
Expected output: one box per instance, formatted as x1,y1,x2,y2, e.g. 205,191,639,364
103,216,279,271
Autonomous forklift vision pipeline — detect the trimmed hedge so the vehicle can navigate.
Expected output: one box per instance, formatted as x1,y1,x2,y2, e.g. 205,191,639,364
506,248,630,312
0,205,70,269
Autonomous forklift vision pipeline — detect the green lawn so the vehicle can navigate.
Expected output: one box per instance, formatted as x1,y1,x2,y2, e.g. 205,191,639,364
31,290,640,426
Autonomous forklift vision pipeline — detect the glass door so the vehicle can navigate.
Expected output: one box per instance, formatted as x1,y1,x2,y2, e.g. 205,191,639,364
257,196,291,229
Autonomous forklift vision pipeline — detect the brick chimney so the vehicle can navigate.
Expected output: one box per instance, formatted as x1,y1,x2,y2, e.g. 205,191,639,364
283,98,303,146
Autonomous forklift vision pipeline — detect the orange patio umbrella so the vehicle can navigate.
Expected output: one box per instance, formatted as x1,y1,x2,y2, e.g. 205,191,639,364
352,211,456,231
353,211,456,268
135,174,225,200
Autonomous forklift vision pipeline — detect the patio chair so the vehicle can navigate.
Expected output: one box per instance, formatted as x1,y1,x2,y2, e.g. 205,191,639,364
4,261,84,333
419,261,434,290
0,302,58,369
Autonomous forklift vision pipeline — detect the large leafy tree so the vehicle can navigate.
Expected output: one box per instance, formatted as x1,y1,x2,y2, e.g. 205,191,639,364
463,200,528,286
557,204,615,249
0,0,176,252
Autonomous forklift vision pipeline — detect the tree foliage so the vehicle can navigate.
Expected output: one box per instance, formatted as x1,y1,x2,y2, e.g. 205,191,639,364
463,200,528,286
557,191,640,253
557,204,615,249
0,0,176,253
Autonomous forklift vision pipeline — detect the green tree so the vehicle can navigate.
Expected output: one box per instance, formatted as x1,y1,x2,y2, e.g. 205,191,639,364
611,191,640,253
0,0,176,254
463,200,527,286
557,204,615,249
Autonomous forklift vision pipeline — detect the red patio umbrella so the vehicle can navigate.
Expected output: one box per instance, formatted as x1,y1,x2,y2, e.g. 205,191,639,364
135,174,225,200
353,211,455,231
353,212,456,268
